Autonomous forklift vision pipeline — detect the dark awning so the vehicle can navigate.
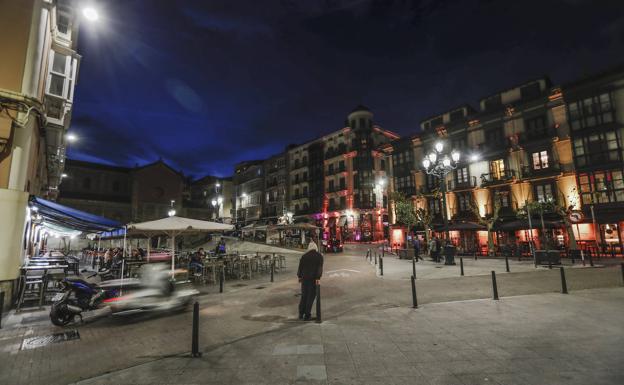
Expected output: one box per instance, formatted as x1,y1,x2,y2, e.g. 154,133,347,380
434,221,486,231
495,219,563,231
30,196,122,233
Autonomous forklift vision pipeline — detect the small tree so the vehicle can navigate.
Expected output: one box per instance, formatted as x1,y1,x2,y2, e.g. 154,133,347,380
414,207,434,247
471,193,501,256
392,192,418,244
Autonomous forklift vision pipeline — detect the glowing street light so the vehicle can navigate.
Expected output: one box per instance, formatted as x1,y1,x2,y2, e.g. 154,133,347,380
82,7,99,21
66,133,77,143
61,173,68,178
168,200,176,217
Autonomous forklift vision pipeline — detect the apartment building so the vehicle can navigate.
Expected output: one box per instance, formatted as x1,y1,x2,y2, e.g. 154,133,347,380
563,66,624,255
0,0,82,304
384,66,624,255
262,152,287,220
233,160,264,224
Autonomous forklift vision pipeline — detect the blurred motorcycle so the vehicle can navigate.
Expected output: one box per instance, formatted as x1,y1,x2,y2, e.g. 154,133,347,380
49,264,197,326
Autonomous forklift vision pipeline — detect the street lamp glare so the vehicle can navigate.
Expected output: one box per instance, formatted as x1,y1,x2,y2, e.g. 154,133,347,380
422,159,431,168
470,154,480,162
217,197,223,204
61,173,68,178
211,199,217,206
428,152,437,163
215,183,220,188
442,157,451,167
82,7,99,21
451,151,460,162
66,133,77,142
241,193,247,198
435,142,444,153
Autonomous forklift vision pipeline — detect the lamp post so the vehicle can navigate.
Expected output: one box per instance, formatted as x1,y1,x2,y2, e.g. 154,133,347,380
168,200,176,217
422,141,460,265
210,182,222,220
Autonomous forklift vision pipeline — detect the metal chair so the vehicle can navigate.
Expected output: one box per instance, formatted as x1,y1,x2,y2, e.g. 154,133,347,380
16,270,46,312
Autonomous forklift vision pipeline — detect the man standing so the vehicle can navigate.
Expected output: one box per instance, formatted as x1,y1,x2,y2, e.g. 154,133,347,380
297,242,324,321
412,236,421,261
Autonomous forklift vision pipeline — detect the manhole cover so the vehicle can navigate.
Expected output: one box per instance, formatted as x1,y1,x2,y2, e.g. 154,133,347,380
21,330,80,350
255,286,266,290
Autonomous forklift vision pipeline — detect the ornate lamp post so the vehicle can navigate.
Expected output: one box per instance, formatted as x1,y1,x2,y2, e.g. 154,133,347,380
422,141,460,265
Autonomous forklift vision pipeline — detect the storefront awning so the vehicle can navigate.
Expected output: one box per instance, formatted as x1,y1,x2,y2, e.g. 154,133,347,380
495,219,563,231
29,196,122,233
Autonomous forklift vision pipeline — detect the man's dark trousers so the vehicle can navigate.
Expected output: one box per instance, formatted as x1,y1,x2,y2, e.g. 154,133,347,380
299,279,316,318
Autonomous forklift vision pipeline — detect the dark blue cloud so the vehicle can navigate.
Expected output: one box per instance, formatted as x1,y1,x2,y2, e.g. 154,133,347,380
69,0,624,177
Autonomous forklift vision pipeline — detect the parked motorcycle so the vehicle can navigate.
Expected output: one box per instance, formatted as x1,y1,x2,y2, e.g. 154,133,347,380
50,264,197,326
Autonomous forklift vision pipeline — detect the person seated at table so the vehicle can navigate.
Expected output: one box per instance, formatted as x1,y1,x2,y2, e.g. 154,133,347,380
131,248,141,260
103,249,113,269
189,249,204,276
215,239,226,255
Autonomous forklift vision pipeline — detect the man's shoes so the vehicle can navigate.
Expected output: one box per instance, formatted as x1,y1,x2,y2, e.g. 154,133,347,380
303,315,312,321
298,314,304,320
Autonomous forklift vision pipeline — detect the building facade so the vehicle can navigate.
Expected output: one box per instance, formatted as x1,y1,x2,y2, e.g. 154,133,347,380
58,159,226,223
0,0,82,303
234,106,399,242
384,66,624,256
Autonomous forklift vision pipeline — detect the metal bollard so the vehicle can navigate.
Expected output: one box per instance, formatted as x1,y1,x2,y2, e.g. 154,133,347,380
548,261,552,269
474,252,478,261
491,271,499,300
620,263,624,286
559,267,568,294
410,275,418,308
460,257,464,276
219,267,224,293
412,256,416,278
271,260,275,282
374,251,377,265
315,283,322,323
191,301,201,357
505,255,510,273
589,251,594,267
380,256,384,276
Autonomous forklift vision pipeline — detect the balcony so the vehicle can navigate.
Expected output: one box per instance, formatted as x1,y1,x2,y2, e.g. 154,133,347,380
480,170,516,186
326,166,347,176
447,177,477,191
520,163,561,179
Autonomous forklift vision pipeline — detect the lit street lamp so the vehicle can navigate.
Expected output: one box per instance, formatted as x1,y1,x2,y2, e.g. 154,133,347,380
168,200,176,217
422,141,460,265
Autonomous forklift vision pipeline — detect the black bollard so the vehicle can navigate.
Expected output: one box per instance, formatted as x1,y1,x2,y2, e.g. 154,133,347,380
505,255,510,273
474,252,478,261
560,267,568,294
410,275,418,308
191,301,201,357
460,257,464,276
620,263,624,286
548,261,552,269
589,251,594,267
271,259,275,282
380,256,384,276
412,256,416,278
374,251,377,265
219,267,225,293
491,271,499,300
315,283,322,323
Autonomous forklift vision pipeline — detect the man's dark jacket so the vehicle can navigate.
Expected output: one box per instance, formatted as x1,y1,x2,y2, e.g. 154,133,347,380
297,250,324,280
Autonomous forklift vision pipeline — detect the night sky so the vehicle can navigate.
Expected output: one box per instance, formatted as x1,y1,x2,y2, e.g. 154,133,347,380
69,0,624,178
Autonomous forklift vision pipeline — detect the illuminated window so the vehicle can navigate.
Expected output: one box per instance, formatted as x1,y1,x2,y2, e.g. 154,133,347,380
456,167,469,184
578,170,624,204
534,183,553,202
490,159,505,179
532,151,549,170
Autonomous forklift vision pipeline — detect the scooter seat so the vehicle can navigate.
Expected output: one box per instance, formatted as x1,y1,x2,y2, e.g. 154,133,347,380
65,278,98,289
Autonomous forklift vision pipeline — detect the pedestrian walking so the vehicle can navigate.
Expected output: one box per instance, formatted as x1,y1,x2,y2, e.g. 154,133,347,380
413,236,422,261
429,236,439,262
297,241,324,321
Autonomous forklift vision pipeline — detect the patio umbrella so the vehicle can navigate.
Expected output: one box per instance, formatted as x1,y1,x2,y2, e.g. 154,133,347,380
127,216,234,273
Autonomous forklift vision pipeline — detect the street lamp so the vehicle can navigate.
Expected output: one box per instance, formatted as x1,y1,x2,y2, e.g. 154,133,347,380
422,141,460,265
66,133,77,143
82,6,99,21
168,200,176,217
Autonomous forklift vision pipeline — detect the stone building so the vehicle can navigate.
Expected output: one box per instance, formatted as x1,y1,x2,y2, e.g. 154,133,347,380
0,0,82,305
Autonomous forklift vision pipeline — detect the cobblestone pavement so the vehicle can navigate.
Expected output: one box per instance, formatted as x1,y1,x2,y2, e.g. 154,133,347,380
77,288,624,385
0,245,622,384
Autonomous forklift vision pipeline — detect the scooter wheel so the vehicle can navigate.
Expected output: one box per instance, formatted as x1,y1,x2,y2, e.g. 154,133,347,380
50,306,74,326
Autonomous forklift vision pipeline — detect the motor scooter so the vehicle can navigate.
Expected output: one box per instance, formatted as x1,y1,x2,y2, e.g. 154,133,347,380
49,264,197,326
